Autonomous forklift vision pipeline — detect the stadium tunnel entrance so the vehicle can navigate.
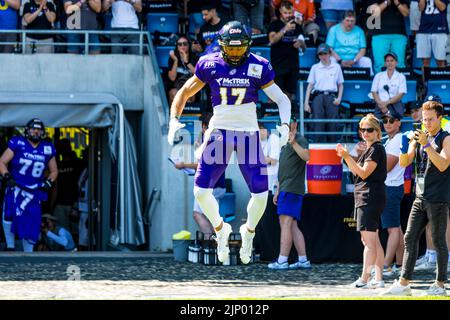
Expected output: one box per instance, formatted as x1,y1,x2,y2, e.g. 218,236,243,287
0,93,145,252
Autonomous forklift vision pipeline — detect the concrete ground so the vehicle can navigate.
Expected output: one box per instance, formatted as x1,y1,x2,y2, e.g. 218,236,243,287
0,252,447,300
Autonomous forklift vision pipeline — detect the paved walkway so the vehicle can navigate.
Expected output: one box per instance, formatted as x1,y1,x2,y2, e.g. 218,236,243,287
0,253,447,299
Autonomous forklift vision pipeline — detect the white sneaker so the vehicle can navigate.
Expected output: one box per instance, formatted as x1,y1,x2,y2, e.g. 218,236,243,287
239,224,255,265
368,278,385,289
380,279,412,296
414,261,436,271
215,222,232,263
422,283,447,296
415,255,428,266
350,277,369,289
268,261,289,270
383,265,400,277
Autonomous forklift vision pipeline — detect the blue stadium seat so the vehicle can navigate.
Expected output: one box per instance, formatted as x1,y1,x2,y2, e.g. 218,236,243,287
412,48,437,69
250,47,271,61
104,12,112,30
427,80,450,104
299,48,317,68
188,13,204,35
147,13,179,34
155,46,172,68
258,90,269,103
342,80,373,104
219,193,236,222
402,80,417,104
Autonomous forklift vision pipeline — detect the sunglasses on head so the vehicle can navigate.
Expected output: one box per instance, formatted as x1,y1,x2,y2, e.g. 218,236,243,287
359,127,375,133
177,41,189,46
382,118,396,124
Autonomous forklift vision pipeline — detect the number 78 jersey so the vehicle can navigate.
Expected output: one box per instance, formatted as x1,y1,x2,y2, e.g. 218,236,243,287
8,136,56,189
195,52,275,131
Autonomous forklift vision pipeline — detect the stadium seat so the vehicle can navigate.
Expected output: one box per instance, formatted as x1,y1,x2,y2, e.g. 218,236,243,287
155,46,172,68
104,12,112,30
250,47,271,61
188,13,204,35
427,80,450,104
147,13,179,34
219,193,236,223
258,90,269,103
342,80,373,104
299,47,317,68
402,80,417,104
412,47,437,69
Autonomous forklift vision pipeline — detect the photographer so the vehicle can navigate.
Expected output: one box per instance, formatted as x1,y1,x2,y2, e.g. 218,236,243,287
383,101,450,296
268,0,306,100
39,214,76,251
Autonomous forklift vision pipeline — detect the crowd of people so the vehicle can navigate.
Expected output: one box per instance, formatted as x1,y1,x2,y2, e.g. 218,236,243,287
0,119,92,252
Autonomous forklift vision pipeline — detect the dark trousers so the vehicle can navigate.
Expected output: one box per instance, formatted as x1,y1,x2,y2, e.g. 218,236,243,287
401,198,448,282
111,28,140,54
311,94,339,143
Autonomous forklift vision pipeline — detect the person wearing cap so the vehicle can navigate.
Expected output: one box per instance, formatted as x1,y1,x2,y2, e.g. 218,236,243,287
416,0,448,68
384,100,450,296
268,0,306,100
366,0,409,73
371,52,407,119
304,42,344,143
268,117,312,270
0,119,58,252
379,109,406,277
326,10,374,76
39,214,76,251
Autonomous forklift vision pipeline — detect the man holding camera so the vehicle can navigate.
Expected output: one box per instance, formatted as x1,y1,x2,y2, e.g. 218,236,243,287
0,119,58,252
268,0,306,100
383,101,450,296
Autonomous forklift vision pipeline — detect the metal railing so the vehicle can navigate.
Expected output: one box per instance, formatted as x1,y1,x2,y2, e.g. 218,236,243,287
0,29,151,55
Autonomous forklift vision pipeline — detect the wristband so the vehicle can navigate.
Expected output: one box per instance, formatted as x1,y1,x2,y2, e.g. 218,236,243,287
423,142,431,149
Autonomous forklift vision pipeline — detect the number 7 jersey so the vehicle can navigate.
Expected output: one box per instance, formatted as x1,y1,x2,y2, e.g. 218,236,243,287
195,52,275,131
8,136,56,189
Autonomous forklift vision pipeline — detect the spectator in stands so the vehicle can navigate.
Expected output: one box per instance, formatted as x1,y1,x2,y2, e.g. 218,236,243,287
304,43,344,143
259,121,280,196
380,110,405,277
64,0,102,54
39,214,76,251
416,0,448,68
22,0,57,53
409,0,421,35
326,10,374,76
268,0,306,100
270,0,321,44
366,0,409,73
53,139,82,237
102,0,142,54
167,35,198,104
192,3,227,54
232,0,264,34
269,117,311,270
174,113,225,234
0,0,20,53
371,52,407,119
336,114,387,289
320,0,354,29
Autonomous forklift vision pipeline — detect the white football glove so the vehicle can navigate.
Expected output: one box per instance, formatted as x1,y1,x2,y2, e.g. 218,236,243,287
276,123,290,147
168,117,186,146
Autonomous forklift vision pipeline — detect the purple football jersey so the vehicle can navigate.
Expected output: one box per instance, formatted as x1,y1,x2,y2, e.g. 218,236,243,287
8,136,56,189
195,52,275,107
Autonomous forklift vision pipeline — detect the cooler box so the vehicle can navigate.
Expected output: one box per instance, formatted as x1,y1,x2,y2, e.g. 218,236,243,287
306,144,342,195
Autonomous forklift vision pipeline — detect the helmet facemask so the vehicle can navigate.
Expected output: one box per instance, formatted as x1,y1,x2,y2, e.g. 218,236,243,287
220,39,251,66
25,120,45,143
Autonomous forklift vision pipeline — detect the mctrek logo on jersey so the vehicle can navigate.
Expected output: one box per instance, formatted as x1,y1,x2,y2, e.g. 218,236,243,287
247,64,262,79
215,78,250,87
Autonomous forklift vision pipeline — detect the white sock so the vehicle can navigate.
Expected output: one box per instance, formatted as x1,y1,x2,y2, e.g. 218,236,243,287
299,255,307,263
22,239,34,252
2,220,15,249
193,186,223,229
428,250,437,263
246,191,268,231
277,255,288,264
425,249,432,258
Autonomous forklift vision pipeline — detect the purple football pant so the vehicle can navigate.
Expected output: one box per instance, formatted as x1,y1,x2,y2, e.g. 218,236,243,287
195,129,268,193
